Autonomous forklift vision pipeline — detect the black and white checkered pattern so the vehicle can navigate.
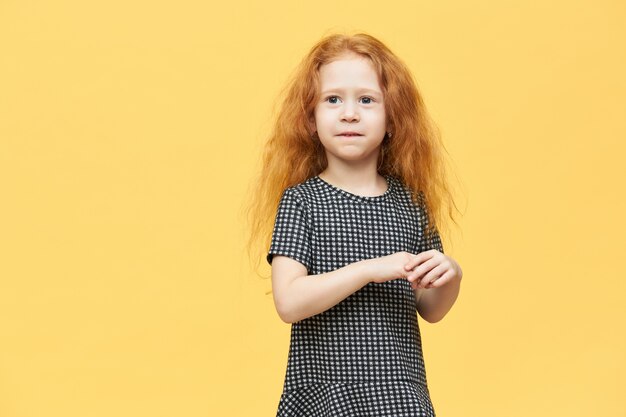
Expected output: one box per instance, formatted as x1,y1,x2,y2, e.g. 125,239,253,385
267,174,444,417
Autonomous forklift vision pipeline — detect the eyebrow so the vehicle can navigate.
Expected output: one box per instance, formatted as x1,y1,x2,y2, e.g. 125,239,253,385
320,88,383,96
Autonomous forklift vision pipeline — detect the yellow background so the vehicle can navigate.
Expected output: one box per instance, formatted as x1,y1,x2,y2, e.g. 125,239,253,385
1,1,625,416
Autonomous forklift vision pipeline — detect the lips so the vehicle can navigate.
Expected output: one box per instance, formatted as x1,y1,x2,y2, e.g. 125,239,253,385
338,132,363,136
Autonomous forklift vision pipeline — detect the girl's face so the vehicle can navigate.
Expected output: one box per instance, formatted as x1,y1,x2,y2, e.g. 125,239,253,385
311,53,388,168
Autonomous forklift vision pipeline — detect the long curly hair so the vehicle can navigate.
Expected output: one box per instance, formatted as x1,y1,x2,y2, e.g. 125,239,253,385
243,32,461,276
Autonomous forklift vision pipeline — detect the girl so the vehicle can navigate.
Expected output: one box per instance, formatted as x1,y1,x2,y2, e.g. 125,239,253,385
246,32,463,417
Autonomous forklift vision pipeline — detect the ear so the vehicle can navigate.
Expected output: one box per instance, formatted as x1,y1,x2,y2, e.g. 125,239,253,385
308,115,317,133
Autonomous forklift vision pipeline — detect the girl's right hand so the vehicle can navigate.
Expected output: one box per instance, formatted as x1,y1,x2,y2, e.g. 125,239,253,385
365,251,414,284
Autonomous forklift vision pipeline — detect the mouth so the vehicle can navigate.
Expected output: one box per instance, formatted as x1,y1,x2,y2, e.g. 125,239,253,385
337,132,363,137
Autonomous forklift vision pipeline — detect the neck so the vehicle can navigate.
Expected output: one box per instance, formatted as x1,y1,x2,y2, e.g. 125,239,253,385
319,156,386,196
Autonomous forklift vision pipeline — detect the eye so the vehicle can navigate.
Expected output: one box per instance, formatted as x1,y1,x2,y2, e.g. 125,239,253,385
326,96,341,104
360,96,374,104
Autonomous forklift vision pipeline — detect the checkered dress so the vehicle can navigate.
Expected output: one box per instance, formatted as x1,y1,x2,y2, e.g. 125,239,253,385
267,174,444,417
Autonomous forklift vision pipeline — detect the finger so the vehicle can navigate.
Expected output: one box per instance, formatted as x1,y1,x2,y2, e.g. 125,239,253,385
405,249,439,271
417,255,449,285
417,264,447,288
424,267,451,288
406,257,434,280
404,250,434,270
404,254,423,271
427,269,455,288
407,257,439,282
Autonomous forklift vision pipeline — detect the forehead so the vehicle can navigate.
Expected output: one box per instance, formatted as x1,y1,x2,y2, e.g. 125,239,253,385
317,54,382,91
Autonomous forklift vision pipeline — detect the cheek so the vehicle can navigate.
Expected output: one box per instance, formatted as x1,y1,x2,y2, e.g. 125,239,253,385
369,112,387,129
315,110,335,128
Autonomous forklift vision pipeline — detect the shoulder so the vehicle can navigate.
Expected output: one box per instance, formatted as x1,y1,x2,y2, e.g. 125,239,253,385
277,177,319,215
281,176,322,207
387,175,421,203
387,176,431,222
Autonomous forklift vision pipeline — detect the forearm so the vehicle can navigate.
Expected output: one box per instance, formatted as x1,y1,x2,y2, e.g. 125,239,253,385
277,260,372,323
416,276,461,323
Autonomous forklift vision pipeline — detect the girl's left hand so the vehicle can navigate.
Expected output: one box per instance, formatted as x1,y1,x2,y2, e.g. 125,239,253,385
404,249,462,290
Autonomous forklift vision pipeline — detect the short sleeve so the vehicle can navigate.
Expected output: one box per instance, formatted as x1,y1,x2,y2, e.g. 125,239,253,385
266,188,312,271
423,227,445,254
418,192,445,254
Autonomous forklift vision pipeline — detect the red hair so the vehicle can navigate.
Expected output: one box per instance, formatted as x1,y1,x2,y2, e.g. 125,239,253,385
244,32,460,274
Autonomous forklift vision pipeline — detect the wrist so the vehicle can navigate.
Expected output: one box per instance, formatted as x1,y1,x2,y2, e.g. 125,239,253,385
354,258,374,285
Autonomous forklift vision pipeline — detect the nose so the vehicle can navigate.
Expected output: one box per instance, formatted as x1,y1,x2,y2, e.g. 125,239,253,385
341,102,360,122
